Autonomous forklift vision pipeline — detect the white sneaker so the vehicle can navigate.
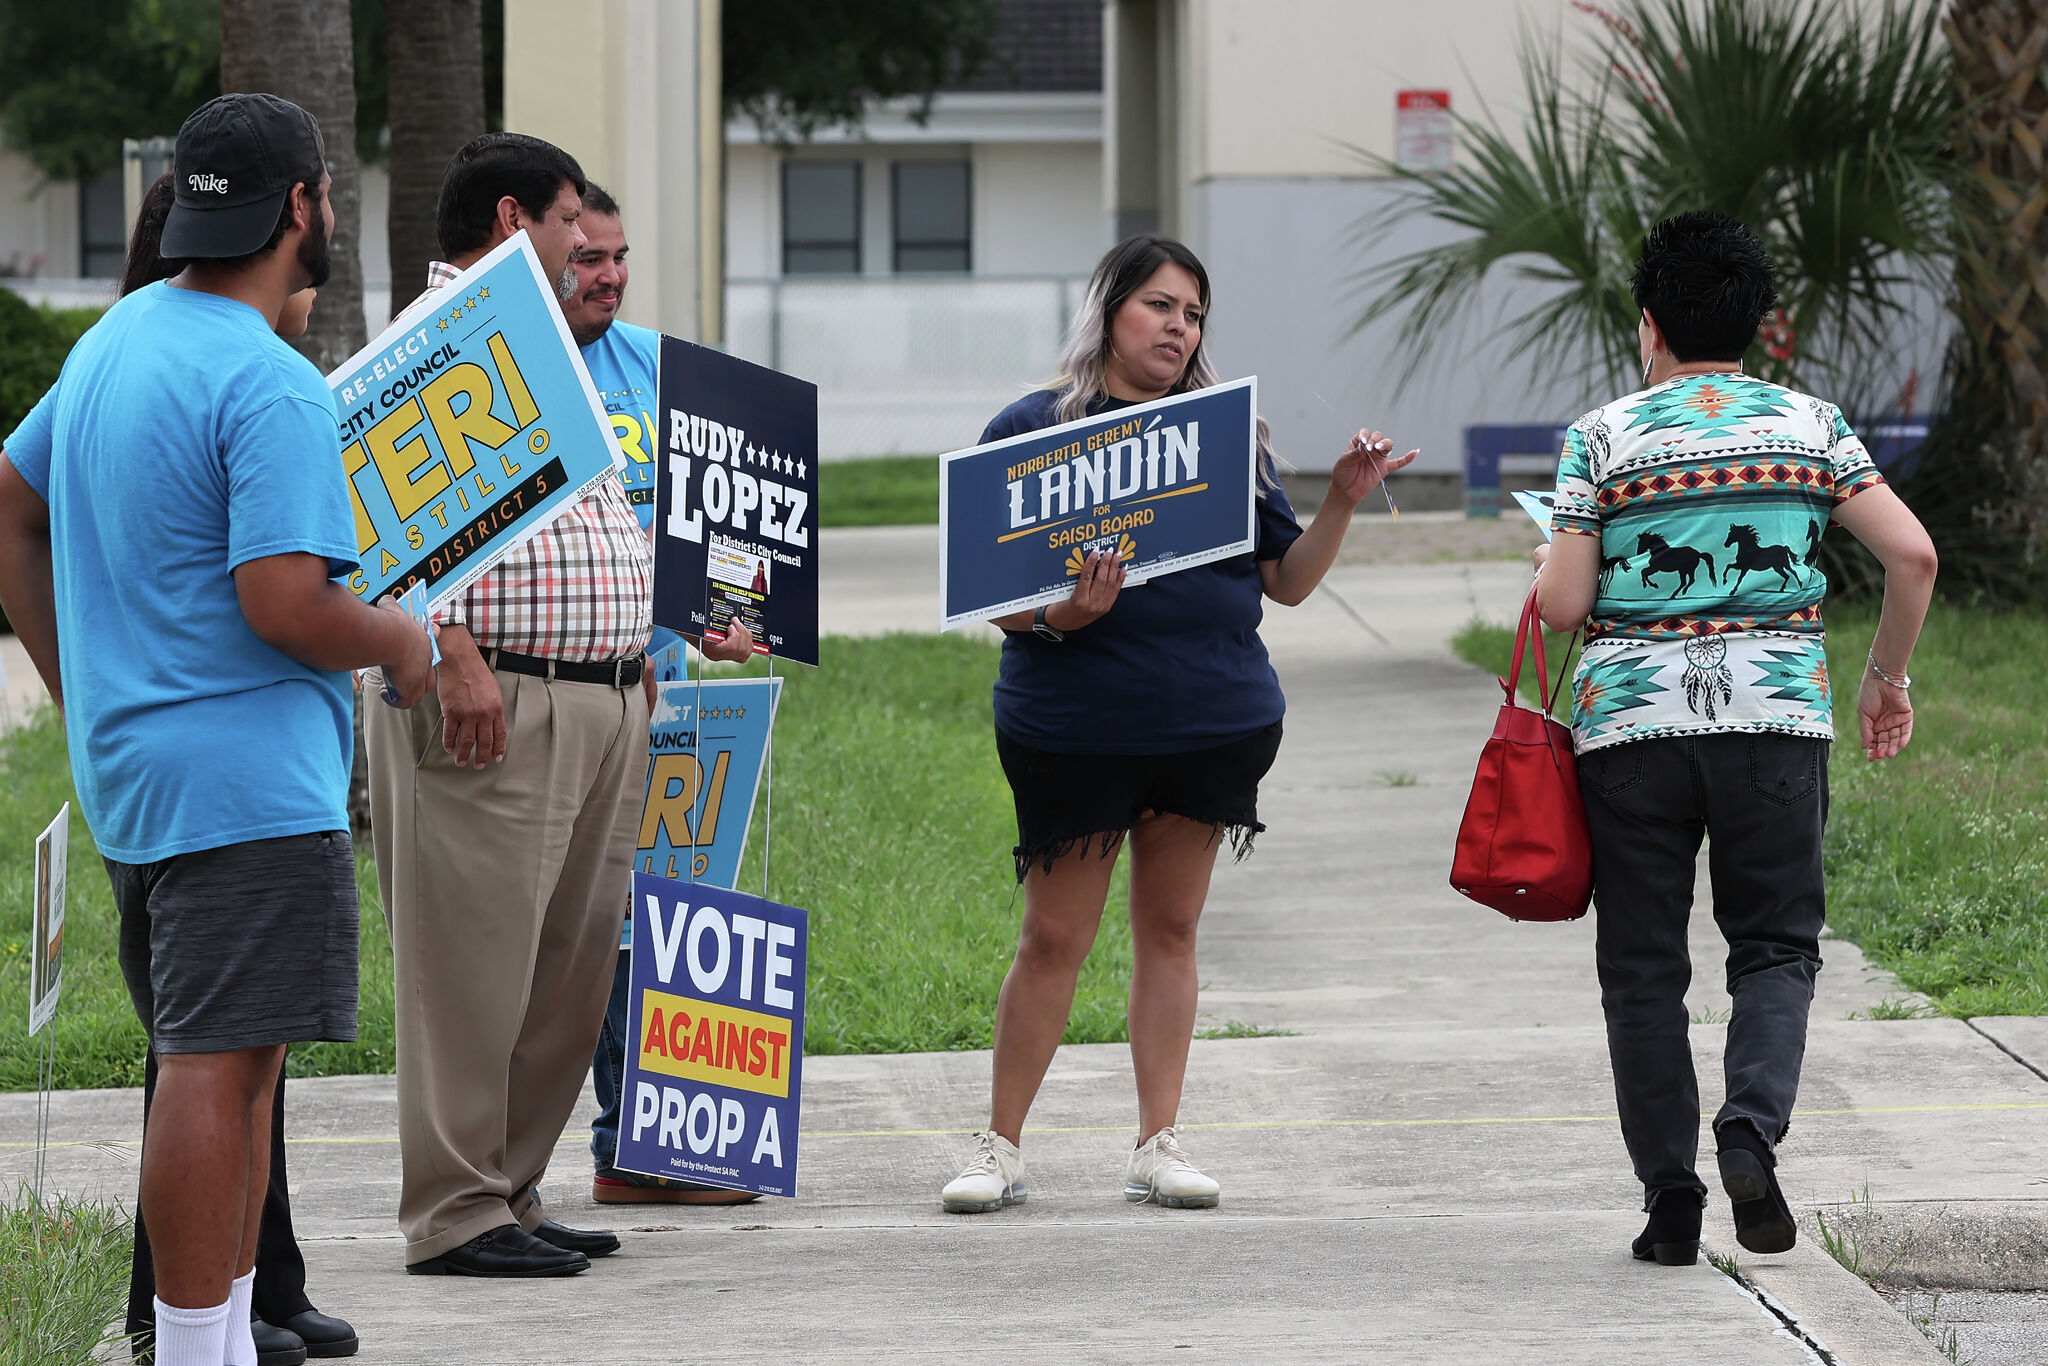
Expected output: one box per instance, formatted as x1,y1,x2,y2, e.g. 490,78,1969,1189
1124,1126,1221,1208
941,1131,1027,1213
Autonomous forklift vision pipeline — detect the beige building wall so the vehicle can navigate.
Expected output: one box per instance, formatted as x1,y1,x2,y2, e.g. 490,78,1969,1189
504,0,716,340
0,147,82,279
974,143,1104,275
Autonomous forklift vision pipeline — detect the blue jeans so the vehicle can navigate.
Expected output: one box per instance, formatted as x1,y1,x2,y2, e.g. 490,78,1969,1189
589,948,632,1172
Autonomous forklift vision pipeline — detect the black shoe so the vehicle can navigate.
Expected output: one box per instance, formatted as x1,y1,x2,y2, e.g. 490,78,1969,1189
273,1309,359,1359
1630,1194,1703,1266
1718,1125,1797,1254
405,1223,591,1277
253,1319,307,1366
532,1217,620,1259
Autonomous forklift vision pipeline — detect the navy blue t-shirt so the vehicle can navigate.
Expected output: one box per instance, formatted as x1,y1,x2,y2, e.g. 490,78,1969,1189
986,389,1303,755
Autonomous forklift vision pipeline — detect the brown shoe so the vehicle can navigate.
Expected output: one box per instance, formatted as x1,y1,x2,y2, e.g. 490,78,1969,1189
592,1168,761,1205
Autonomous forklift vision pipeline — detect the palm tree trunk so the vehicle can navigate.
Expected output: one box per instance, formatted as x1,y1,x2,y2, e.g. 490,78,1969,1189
387,0,486,315
220,0,376,837
1945,0,2048,573
218,0,369,372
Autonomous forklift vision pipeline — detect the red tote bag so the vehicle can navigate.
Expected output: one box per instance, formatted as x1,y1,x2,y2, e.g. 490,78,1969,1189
1449,585,1593,922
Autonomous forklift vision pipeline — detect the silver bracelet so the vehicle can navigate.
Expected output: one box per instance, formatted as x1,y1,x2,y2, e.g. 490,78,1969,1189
1867,652,1911,689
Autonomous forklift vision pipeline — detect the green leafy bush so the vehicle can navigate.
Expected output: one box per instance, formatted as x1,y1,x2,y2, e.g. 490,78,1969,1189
0,292,98,634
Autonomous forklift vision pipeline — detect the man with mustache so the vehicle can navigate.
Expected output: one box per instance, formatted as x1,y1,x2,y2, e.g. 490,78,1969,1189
559,183,758,1207
0,94,433,1366
364,134,733,1279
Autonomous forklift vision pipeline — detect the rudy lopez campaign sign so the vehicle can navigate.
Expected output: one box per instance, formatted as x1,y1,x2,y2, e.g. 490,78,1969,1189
328,231,623,611
939,379,1258,629
638,677,782,887
654,337,820,666
617,874,807,1197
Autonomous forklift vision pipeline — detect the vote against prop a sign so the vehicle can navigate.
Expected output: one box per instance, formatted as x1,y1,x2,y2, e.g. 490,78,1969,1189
618,874,807,1197
326,231,623,611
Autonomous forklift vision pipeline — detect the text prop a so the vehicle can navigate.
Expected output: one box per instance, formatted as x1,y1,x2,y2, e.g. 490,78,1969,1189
639,677,782,887
617,874,807,1197
654,337,820,665
938,379,1259,630
328,231,624,611
29,804,67,1036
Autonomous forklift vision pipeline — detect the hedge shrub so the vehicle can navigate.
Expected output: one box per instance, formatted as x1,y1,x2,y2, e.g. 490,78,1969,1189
0,289,102,634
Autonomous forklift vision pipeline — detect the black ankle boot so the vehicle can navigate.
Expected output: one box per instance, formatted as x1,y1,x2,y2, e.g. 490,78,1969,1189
1717,1121,1797,1254
1631,1193,1703,1265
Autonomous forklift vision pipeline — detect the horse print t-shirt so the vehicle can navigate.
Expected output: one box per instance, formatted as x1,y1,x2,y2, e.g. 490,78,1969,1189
1550,372,1885,754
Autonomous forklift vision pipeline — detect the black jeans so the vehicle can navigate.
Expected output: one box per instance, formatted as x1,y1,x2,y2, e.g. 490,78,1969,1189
1578,732,1828,1211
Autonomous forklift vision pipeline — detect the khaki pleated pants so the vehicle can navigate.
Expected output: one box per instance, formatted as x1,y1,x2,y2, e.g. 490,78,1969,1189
366,668,650,1264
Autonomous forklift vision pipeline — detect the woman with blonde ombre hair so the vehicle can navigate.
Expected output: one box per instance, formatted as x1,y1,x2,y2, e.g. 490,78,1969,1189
940,234,1416,1214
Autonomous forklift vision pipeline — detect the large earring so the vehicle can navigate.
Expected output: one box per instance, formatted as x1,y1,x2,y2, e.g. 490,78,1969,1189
1641,355,1654,387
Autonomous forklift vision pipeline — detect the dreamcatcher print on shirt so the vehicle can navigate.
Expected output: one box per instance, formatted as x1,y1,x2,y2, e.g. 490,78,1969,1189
1682,633,1735,719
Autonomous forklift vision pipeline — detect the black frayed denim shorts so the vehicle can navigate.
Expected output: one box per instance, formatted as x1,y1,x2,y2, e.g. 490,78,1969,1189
994,722,1283,882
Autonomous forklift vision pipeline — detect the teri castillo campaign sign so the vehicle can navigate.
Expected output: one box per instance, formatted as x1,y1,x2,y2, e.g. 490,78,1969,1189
326,231,624,610
654,337,820,666
615,873,808,1198
938,379,1258,630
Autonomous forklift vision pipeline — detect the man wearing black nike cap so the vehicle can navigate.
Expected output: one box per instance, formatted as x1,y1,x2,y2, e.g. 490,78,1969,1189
0,92,433,1366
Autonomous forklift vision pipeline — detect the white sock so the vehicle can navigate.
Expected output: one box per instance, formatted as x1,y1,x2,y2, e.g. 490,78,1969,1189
152,1296,230,1366
223,1270,258,1366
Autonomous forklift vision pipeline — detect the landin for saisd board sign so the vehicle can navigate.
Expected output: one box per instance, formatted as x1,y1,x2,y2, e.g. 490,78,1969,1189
653,337,820,666
615,874,807,1198
938,379,1258,630
327,231,624,612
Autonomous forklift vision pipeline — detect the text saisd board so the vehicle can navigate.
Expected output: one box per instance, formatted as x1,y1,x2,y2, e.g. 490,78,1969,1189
615,874,807,1197
653,338,820,666
327,231,623,611
938,380,1258,629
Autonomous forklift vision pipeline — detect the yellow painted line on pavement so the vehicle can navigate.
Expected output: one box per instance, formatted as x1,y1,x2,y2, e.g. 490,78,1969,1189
7,1100,2045,1151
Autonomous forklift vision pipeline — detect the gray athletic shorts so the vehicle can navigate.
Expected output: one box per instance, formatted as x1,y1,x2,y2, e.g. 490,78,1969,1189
109,830,360,1055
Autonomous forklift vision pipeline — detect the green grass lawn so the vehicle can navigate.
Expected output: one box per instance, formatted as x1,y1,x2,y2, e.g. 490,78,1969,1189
819,455,939,527
1451,604,2048,1016
0,635,1137,1089
0,1187,132,1366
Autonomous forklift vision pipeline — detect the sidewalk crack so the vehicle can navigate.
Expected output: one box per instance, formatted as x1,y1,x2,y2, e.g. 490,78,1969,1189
1965,1019,2048,1087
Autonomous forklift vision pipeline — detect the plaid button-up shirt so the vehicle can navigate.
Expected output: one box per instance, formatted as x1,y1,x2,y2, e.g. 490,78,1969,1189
420,261,652,662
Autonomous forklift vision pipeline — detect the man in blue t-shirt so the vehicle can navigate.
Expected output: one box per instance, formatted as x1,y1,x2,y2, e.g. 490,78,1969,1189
0,95,432,1366
559,183,758,1207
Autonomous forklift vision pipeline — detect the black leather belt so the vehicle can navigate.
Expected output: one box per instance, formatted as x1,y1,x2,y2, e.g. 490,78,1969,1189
487,648,643,688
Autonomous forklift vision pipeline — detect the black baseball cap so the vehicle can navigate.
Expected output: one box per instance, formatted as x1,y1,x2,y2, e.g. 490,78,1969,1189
161,93,327,260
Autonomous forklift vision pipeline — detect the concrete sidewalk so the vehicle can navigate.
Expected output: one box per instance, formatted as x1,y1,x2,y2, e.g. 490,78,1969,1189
6,526,2043,1363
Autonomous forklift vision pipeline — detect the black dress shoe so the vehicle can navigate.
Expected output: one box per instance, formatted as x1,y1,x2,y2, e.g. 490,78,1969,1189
252,1318,307,1366
405,1223,590,1277
273,1309,359,1359
1630,1193,1703,1266
532,1217,621,1259
1718,1125,1798,1254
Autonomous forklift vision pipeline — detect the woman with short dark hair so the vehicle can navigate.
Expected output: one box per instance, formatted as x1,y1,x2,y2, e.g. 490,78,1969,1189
1534,210,1936,1266
940,234,1414,1213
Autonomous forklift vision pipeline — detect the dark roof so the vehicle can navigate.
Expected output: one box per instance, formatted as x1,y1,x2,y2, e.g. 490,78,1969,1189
948,0,1104,93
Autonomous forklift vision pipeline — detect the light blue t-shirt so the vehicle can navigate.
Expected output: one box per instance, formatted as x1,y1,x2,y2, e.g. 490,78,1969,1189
580,319,662,529
2,282,359,864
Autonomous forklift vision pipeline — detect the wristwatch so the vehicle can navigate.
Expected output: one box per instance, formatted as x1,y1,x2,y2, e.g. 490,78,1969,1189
1032,605,1064,642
